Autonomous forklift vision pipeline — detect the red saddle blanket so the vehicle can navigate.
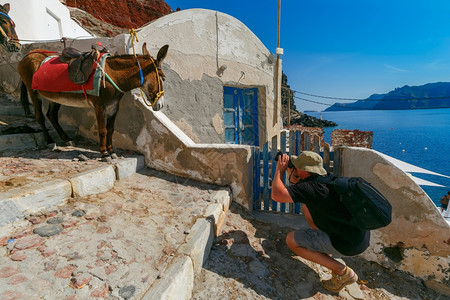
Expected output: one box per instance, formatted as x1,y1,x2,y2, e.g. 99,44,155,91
31,53,107,95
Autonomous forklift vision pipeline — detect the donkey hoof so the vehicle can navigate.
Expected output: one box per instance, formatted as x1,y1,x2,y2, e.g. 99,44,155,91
65,140,75,147
110,153,119,160
48,143,58,151
101,155,112,163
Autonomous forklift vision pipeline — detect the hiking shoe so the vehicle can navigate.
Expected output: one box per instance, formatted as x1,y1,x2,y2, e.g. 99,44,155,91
321,266,358,293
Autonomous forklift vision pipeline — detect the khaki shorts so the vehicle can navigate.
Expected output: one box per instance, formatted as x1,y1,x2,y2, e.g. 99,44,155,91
293,228,344,257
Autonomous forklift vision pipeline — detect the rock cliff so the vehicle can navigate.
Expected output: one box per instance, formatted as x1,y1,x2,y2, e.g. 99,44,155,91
62,0,173,37
282,73,336,128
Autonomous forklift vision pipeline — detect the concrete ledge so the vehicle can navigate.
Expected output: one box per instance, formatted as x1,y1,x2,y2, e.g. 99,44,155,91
214,211,226,237
212,188,232,212
69,165,116,198
0,179,72,217
142,255,194,300
114,156,145,179
177,218,214,274
203,202,227,236
203,203,222,222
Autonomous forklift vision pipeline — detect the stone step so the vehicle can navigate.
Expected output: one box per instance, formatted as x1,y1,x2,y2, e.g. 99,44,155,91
0,127,79,152
0,105,26,116
0,156,146,228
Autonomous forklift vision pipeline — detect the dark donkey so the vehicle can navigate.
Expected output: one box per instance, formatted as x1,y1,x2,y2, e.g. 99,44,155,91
18,43,168,161
0,3,20,52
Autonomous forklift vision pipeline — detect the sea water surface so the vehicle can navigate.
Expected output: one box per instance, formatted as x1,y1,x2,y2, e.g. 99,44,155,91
308,108,450,207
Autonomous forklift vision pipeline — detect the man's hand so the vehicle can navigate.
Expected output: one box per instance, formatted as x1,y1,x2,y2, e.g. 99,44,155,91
276,153,290,174
271,153,294,203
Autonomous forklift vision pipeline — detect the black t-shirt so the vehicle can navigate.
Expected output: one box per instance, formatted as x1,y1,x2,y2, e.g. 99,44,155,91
287,176,370,256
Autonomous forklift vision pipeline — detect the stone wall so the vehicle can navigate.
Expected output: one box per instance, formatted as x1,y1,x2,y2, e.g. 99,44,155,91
331,129,373,148
286,126,325,151
0,47,22,96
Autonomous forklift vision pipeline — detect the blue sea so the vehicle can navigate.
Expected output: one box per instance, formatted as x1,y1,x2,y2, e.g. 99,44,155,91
308,108,450,207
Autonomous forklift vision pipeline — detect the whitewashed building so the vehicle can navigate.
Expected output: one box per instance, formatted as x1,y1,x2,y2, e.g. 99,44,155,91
0,0,92,43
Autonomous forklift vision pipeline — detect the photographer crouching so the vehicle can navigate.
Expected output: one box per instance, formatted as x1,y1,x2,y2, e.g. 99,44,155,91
271,151,370,293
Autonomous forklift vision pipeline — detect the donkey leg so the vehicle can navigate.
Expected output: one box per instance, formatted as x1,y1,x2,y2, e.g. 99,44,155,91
94,105,110,161
46,102,73,145
106,111,119,159
31,93,55,145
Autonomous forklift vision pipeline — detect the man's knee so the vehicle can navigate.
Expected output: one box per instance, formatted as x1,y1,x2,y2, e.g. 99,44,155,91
286,231,310,257
286,231,297,250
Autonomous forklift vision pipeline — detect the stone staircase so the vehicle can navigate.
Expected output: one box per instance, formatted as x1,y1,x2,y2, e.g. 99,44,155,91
0,158,231,299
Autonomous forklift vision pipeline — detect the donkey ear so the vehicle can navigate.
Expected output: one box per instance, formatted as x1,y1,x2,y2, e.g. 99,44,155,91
156,45,169,66
3,3,10,13
142,42,150,56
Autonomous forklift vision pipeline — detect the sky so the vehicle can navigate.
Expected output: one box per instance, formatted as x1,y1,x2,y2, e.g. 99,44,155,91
164,0,450,111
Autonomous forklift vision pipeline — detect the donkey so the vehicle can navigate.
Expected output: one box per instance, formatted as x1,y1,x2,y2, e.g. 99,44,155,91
18,43,168,161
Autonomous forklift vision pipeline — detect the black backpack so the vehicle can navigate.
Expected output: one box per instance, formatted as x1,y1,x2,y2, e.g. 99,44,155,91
316,175,392,230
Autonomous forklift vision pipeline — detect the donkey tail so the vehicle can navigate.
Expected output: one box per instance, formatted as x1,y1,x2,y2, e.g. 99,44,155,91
20,81,31,116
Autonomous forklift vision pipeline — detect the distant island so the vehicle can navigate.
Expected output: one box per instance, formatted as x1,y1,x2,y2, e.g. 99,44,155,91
325,82,450,111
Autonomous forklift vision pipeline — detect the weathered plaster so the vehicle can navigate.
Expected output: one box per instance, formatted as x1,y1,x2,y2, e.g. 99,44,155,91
402,248,448,278
174,118,201,143
212,113,224,135
373,162,422,192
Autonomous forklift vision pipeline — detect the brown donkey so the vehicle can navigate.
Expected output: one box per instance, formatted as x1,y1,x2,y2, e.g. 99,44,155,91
18,43,168,161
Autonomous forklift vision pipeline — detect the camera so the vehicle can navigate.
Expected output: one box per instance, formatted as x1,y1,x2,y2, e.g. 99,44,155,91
274,151,294,168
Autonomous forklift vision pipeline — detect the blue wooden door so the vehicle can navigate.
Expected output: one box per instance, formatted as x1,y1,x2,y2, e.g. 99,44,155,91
223,86,259,146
